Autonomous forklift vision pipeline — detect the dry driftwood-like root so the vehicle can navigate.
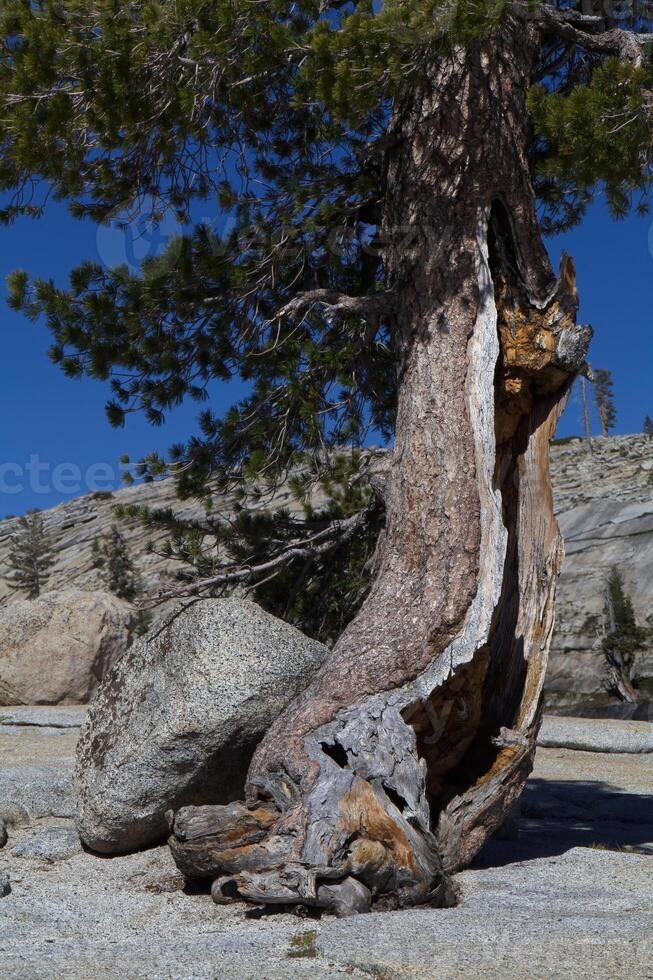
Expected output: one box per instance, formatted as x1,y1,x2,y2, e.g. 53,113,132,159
168,28,592,916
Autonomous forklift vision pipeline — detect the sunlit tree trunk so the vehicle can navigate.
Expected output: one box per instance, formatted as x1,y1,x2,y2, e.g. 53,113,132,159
169,22,591,915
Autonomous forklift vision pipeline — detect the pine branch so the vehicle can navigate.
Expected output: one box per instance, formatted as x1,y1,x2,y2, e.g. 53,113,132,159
151,504,375,602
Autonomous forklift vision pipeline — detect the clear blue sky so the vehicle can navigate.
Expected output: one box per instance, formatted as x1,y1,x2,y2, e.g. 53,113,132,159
1,198,651,518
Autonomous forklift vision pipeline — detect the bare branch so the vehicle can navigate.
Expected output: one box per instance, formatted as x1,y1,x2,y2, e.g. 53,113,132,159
534,43,576,83
536,7,653,66
274,289,393,324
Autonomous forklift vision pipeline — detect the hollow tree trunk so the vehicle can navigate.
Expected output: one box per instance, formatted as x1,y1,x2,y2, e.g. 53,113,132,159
169,21,591,915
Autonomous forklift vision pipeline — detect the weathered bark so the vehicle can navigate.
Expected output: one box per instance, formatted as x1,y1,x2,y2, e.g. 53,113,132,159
169,21,592,914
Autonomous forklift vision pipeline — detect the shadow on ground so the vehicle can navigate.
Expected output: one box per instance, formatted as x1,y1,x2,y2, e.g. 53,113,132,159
474,778,653,868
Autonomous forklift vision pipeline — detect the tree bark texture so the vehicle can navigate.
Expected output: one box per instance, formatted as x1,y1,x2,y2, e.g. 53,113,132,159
169,21,592,915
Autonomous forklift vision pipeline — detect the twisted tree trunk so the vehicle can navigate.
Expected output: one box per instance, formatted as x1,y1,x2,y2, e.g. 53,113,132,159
169,23,591,915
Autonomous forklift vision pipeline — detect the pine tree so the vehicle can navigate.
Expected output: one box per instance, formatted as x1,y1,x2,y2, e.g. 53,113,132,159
580,376,593,455
4,511,54,600
1,1,652,913
602,567,648,703
644,415,653,438
594,368,617,436
92,526,139,601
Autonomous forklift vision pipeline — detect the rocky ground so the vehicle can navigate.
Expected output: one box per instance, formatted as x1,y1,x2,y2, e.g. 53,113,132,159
1,707,651,979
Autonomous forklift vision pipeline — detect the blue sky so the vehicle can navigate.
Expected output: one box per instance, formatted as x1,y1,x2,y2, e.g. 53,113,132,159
1,197,651,518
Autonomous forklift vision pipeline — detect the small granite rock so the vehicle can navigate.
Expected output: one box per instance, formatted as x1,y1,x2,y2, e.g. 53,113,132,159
0,589,134,706
11,826,82,862
0,871,10,897
0,763,75,820
0,818,6,848
0,803,30,830
538,715,653,754
75,599,327,854
0,706,88,731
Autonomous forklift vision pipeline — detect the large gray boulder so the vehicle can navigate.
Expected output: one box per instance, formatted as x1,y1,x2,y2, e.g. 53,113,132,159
74,598,327,854
0,589,134,706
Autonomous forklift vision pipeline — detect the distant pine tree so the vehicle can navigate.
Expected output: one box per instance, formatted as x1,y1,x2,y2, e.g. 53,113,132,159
644,415,653,439
602,567,648,703
593,369,617,437
92,525,139,601
580,376,593,456
4,510,54,599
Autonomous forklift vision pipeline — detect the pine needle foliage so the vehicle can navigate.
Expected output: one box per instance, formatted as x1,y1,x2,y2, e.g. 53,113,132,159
116,450,382,643
529,58,653,232
602,566,648,699
603,567,648,658
92,525,140,601
4,510,55,600
593,368,617,436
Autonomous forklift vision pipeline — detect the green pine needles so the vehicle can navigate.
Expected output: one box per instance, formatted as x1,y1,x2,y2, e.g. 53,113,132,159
529,57,653,232
602,566,649,701
92,525,140,602
116,450,382,643
4,510,55,600
593,368,617,436
603,567,648,657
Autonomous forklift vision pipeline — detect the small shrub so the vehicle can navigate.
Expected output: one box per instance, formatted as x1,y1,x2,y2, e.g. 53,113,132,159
287,932,318,960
